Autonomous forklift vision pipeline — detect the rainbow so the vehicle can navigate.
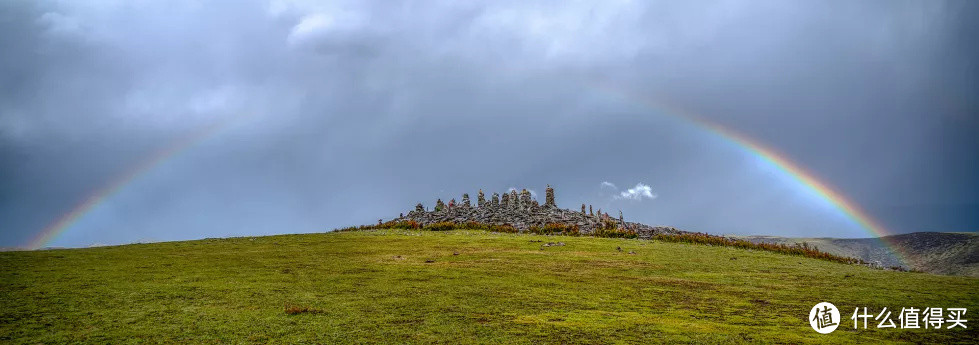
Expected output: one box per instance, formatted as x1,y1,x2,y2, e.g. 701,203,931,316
26,118,237,250
27,80,906,267
589,79,908,265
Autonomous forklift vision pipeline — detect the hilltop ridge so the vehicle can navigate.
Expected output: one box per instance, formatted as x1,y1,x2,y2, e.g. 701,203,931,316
392,185,683,237
2,230,976,343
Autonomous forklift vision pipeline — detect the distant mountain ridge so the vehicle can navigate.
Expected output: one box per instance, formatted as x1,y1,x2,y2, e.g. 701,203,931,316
735,232,979,277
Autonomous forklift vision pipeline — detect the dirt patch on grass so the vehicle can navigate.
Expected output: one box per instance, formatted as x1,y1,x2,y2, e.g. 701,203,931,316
284,305,324,315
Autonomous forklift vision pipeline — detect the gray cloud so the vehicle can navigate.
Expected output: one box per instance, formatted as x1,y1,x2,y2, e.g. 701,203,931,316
1,0,976,248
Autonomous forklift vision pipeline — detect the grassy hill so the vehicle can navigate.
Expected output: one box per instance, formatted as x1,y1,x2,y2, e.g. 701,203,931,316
1,229,977,344
737,232,979,277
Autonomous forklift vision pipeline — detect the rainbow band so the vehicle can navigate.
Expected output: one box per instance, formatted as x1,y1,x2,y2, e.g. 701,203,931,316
26,118,237,250
28,81,906,267
589,80,908,265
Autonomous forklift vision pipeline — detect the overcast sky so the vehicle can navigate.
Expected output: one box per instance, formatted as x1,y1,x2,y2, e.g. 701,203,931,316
1,0,976,248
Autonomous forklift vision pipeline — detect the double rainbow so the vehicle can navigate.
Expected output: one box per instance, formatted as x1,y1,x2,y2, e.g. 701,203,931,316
26,82,904,266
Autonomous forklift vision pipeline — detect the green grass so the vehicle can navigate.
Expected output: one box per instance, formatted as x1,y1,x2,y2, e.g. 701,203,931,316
1,229,977,344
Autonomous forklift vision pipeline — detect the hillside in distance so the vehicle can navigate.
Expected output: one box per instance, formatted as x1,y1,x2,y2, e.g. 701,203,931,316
736,232,979,277
2,229,977,344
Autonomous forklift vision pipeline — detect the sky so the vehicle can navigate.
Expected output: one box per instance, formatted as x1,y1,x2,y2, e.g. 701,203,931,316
1,0,976,248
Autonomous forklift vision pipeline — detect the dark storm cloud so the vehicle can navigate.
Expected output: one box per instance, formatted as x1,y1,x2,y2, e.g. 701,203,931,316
1,0,976,248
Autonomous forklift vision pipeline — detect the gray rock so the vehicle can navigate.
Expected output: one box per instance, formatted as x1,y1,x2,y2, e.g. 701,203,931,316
545,185,556,208
392,185,683,237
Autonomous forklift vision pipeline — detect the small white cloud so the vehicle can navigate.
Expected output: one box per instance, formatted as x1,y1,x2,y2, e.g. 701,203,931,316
286,11,378,55
615,183,657,201
600,181,617,189
287,13,334,47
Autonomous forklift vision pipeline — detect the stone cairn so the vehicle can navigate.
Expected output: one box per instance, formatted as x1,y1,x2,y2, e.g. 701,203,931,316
394,185,680,237
545,185,556,208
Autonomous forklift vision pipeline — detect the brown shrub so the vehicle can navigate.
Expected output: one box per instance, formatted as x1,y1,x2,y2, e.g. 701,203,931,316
486,224,519,233
284,305,324,315
529,223,580,236
650,232,863,265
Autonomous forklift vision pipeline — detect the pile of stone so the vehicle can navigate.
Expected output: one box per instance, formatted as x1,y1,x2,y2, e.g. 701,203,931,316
393,185,683,238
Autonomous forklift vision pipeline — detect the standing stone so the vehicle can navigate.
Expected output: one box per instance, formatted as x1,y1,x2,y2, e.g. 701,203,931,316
477,190,486,208
491,193,500,207
589,205,593,216
435,198,446,212
545,185,556,207
501,192,510,207
415,203,424,212
619,210,624,224
509,190,519,209
520,189,532,210
461,194,471,208
581,204,586,214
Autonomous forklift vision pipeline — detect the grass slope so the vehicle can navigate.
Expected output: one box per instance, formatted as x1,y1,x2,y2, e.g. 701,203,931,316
738,232,979,277
1,230,977,344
